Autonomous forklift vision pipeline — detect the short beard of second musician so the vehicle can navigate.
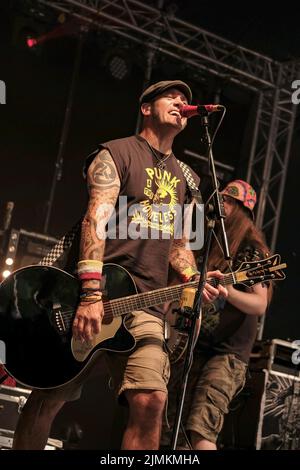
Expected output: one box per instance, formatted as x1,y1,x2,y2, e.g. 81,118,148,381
81,149,121,260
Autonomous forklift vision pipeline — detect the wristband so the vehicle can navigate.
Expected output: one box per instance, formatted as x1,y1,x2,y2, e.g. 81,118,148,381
181,266,200,283
78,272,102,281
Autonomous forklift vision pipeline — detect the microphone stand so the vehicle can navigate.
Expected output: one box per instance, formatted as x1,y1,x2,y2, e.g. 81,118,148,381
170,112,231,450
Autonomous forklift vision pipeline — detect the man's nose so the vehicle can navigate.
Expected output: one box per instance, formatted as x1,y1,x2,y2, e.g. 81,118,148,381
173,98,185,110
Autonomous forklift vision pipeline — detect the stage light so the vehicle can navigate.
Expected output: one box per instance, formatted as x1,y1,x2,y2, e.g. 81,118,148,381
108,55,128,80
26,36,38,48
2,270,11,279
5,258,14,266
6,230,19,261
57,13,66,24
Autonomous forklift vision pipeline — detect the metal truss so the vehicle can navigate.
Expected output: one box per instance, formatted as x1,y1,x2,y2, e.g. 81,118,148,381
35,0,300,244
246,78,298,340
246,79,297,252
36,1,299,248
38,0,282,91
33,0,300,338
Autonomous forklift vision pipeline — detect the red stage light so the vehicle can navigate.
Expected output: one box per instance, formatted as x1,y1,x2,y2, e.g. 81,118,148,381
26,37,37,48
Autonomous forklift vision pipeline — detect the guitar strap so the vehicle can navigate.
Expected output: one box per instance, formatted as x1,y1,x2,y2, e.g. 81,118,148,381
40,160,202,267
176,159,203,204
39,218,82,267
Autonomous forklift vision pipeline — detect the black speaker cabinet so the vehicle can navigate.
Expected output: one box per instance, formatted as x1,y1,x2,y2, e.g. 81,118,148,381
257,369,300,450
219,369,300,450
0,384,31,431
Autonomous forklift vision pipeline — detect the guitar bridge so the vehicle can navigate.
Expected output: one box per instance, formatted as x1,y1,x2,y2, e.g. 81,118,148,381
53,302,66,335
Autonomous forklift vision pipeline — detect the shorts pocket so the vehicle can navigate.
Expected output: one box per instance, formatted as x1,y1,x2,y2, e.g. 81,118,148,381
206,385,230,415
162,351,170,384
227,355,247,396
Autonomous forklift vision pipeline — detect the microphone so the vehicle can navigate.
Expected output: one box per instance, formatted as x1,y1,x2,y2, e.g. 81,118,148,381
180,104,223,118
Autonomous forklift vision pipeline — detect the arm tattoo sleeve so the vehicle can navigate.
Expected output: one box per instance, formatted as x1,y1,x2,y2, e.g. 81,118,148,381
80,149,121,261
169,237,198,276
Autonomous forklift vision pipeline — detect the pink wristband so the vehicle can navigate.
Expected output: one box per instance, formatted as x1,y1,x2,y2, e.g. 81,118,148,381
79,272,102,281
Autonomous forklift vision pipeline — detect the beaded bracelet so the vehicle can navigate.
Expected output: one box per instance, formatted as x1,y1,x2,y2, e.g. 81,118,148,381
80,291,102,300
81,287,102,292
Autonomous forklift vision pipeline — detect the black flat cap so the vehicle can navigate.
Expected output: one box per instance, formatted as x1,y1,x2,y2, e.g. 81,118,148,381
139,80,192,105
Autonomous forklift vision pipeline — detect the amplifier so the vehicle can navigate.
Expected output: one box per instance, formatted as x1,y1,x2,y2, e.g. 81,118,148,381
0,428,63,450
1,228,59,280
0,384,31,431
250,339,300,376
219,368,300,450
257,369,300,450
0,384,63,449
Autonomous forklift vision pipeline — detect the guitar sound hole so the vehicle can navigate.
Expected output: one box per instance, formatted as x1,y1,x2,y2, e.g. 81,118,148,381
34,291,51,310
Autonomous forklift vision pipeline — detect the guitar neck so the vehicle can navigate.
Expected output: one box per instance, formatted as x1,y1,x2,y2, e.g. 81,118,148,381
104,272,235,318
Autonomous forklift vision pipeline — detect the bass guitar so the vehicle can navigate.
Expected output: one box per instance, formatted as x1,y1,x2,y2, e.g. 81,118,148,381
0,255,286,389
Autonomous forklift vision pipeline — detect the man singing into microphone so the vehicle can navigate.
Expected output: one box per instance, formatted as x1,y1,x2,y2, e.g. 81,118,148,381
13,80,227,450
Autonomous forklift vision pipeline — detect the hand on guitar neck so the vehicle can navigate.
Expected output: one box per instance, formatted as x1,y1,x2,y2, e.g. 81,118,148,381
202,270,228,304
176,270,228,357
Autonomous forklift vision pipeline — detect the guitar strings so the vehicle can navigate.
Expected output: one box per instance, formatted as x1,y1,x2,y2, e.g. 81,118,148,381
52,261,275,328
57,262,269,322
58,275,237,323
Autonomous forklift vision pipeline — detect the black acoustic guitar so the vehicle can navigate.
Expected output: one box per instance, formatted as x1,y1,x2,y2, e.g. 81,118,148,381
0,255,286,389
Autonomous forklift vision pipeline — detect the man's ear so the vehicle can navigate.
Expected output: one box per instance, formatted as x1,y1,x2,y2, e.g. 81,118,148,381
141,102,151,116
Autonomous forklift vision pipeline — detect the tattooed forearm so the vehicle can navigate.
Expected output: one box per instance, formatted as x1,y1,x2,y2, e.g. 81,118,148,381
80,149,120,261
169,238,197,275
80,216,102,260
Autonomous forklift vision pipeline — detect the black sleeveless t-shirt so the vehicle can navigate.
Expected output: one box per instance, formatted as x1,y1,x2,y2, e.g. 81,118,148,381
84,135,200,318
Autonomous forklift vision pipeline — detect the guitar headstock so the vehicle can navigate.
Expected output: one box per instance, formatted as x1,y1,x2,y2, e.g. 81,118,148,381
234,254,287,287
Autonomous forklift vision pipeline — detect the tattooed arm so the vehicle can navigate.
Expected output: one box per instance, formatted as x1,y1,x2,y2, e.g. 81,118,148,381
72,149,121,342
169,237,198,276
80,148,120,264
169,237,227,304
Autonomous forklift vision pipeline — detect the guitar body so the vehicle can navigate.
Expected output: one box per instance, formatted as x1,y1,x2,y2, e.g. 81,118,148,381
0,264,136,389
166,310,201,364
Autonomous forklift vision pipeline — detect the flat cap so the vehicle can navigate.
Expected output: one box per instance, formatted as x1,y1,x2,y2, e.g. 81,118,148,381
139,80,192,104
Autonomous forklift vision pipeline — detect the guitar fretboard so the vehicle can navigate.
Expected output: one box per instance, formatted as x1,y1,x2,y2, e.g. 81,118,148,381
104,273,235,317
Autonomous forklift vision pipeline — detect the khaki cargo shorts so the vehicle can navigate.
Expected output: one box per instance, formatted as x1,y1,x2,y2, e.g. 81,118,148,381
33,310,170,403
106,310,170,400
161,353,247,447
